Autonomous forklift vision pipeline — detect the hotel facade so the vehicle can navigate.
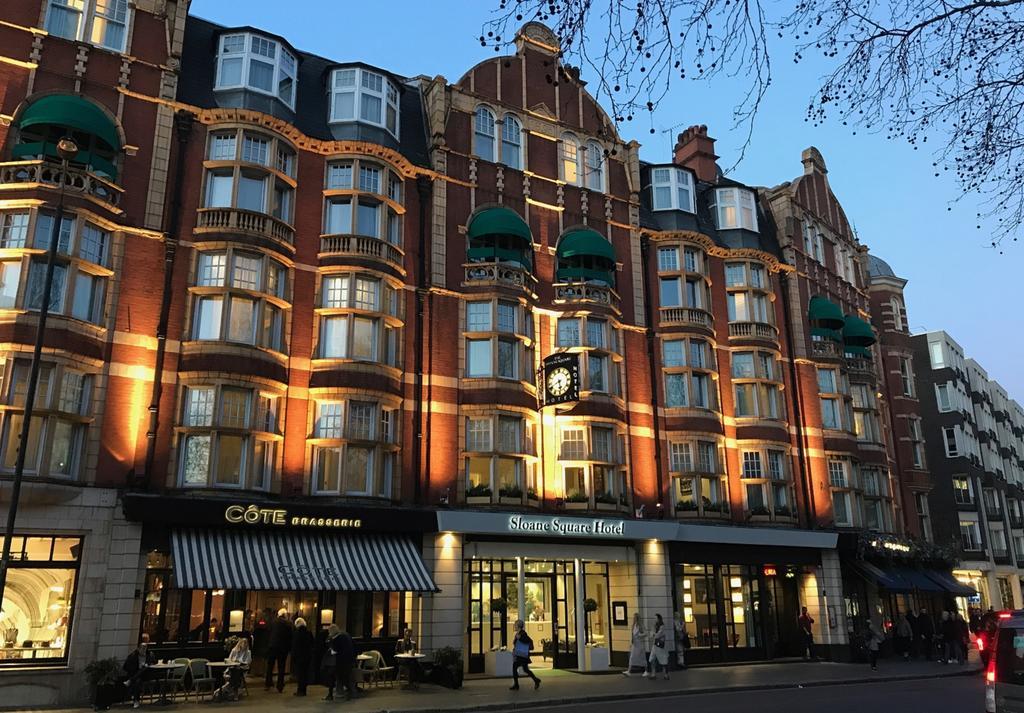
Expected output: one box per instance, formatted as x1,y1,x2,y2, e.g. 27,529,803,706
0,1,992,705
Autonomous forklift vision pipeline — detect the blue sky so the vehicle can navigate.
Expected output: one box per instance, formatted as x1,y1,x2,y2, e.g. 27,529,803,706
189,0,1022,398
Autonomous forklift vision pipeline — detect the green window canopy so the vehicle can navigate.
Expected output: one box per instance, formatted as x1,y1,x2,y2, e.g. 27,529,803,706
811,326,841,343
466,245,531,268
807,296,845,331
844,345,871,358
467,206,532,245
843,314,876,347
17,94,121,152
556,228,616,264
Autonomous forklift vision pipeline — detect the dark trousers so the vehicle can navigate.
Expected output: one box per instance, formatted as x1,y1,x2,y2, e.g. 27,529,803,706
265,650,288,691
294,659,310,695
869,649,879,668
801,632,814,659
337,663,357,699
512,657,539,688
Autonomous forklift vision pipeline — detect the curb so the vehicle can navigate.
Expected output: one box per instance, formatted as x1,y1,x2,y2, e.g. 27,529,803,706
373,667,981,713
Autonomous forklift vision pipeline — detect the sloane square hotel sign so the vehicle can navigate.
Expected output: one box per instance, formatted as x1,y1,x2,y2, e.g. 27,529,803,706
507,514,626,537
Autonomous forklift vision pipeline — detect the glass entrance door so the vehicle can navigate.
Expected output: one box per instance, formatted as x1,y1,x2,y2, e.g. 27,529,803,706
553,562,576,668
677,563,765,663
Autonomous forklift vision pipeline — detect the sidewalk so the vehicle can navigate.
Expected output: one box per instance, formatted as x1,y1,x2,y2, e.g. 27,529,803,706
33,658,980,713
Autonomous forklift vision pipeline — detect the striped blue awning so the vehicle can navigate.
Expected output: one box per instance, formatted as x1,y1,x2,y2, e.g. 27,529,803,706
171,529,437,592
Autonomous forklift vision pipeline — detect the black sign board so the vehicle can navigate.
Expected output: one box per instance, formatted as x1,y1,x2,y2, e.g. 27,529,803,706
541,352,581,406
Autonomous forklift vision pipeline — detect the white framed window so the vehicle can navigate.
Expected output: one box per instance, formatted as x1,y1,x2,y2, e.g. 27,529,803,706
500,114,523,169
214,32,297,109
328,68,399,137
560,134,582,186
936,383,953,412
585,141,605,192
474,106,496,161
657,247,679,272
960,520,981,551
650,167,695,212
943,426,960,457
890,297,907,332
898,356,915,397
712,187,757,231
46,0,131,53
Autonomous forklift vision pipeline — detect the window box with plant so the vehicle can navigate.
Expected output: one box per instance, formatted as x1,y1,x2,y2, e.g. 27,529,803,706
748,505,772,521
499,485,524,504
565,490,590,510
466,482,493,504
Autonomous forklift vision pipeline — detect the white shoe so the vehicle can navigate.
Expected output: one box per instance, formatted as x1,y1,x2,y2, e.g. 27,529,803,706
641,672,650,678
133,703,140,710
664,674,670,680
621,671,631,677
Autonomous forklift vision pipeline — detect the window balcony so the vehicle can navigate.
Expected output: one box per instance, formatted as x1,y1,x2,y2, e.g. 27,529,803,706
728,321,779,342
195,207,294,246
659,306,712,330
0,159,122,211
846,356,876,379
811,339,843,359
553,280,620,311
320,234,404,269
464,260,537,292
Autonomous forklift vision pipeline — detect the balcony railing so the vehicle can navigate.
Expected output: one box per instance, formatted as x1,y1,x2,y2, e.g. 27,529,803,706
195,207,294,245
846,356,876,378
659,307,712,329
320,234,404,267
553,280,620,310
0,159,122,209
728,321,779,341
464,260,537,291
812,339,843,358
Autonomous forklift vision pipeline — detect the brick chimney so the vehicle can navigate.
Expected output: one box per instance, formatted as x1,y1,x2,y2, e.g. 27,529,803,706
673,125,719,183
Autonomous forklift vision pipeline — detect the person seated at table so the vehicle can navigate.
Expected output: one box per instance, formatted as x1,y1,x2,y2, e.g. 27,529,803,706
394,628,419,686
212,637,251,702
123,634,156,709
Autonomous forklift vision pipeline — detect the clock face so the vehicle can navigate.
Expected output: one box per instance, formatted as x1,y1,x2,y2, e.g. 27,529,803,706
547,367,572,397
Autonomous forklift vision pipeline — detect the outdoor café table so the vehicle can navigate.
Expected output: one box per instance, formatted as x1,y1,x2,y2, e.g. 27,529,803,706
207,661,238,680
393,653,426,689
147,661,185,706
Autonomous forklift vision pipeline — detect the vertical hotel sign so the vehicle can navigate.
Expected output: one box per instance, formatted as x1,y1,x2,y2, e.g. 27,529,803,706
541,352,581,406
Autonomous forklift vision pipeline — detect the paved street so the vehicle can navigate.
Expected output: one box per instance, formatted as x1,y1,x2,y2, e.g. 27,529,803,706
529,676,984,713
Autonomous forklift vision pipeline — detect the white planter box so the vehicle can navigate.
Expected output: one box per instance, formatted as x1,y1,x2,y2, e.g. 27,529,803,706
583,645,609,671
484,649,514,677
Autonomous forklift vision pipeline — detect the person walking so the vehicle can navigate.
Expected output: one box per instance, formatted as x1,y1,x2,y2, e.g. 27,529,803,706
509,619,541,690
624,612,648,677
941,611,958,664
264,608,293,693
648,614,670,680
894,612,913,661
955,611,970,665
917,608,935,661
673,611,689,670
866,619,883,671
320,625,341,701
797,607,815,660
291,617,314,696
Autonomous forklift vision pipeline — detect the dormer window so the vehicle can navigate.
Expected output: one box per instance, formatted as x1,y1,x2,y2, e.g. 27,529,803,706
329,68,400,139
651,167,695,213
712,187,757,231
215,33,297,110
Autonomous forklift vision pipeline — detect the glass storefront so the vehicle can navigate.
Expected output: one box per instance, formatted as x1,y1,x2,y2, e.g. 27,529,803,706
465,558,609,672
0,535,81,666
675,562,803,662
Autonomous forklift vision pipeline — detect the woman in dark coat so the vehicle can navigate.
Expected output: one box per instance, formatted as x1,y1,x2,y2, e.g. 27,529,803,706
509,619,540,691
291,617,315,696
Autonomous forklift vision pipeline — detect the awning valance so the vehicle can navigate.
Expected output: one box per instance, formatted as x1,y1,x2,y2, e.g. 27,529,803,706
852,561,914,593
557,228,616,263
467,206,532,244
171,529,437,592
843,314,877,347
926,571,978,597
18,94,121,152
808,296,845,331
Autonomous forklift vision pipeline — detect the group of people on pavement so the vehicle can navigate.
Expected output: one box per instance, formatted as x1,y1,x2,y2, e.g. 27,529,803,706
621,612,691,680
262,608,362,700
859,606,988,670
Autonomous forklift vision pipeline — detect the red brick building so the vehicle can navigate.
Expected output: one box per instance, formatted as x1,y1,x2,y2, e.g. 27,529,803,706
0,4,963,703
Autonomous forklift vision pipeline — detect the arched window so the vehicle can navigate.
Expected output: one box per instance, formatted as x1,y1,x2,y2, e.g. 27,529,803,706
474,106,496,162
585,141,604,191
501,114,523,169
891,297,906,332
560,133,582,186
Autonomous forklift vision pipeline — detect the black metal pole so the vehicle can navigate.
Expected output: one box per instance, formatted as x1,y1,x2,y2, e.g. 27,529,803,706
0,139,77,615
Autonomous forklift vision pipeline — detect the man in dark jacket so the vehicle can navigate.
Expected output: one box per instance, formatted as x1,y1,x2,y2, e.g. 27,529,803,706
917,608,935,660
123,634,156,708
291,617,314,696
332,628,358,700
265,609,293,693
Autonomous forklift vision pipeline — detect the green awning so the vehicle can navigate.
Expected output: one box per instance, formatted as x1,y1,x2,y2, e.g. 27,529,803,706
556,266,614,285
17,95,121,152
845,345,871,358
843,314,876,347
808,296,845,330
557,228,616,263
467,245,531,267
811,327,841,342
467,207,532,244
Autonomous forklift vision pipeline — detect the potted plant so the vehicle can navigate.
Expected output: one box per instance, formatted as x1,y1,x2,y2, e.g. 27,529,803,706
676,499,699,515
565,490,589,509
466,483,493,504
595,492,617,509
85,658,123,711
431,646,464,689
499,485,523,503
749,505,771,520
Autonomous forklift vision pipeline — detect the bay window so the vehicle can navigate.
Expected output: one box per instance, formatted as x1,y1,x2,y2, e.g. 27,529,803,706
315,273,401,366
828,458,855,527
817,367,850,431
712,187,758,231
731,350,782,419
323,158,404,247
203,129,296,225
215,32,297,109
851,384,881,443
650,167,695,212
0,361,92,479
662,337,714,409
311,397,399,498
329,67,400,138
464,413,536,500
189,249,289,352
554,314,621,395
464,300,533,380
740,447,794,519
671,439,727,516
558,424,628,507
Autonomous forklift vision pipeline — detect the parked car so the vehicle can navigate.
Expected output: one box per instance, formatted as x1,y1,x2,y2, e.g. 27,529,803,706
985,610,1021,712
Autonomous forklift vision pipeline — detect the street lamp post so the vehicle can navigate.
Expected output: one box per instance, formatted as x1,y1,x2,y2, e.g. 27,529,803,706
0,137,79,615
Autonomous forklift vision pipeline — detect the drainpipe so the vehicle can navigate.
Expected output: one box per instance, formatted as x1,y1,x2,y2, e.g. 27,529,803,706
142,110,193,489
413,176,432,504
638,236,665,506
779,272,816,525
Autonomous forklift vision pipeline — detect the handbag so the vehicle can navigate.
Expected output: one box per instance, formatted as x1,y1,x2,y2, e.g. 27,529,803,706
655,638,665,649
513,640,530,658
683,632,692,650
